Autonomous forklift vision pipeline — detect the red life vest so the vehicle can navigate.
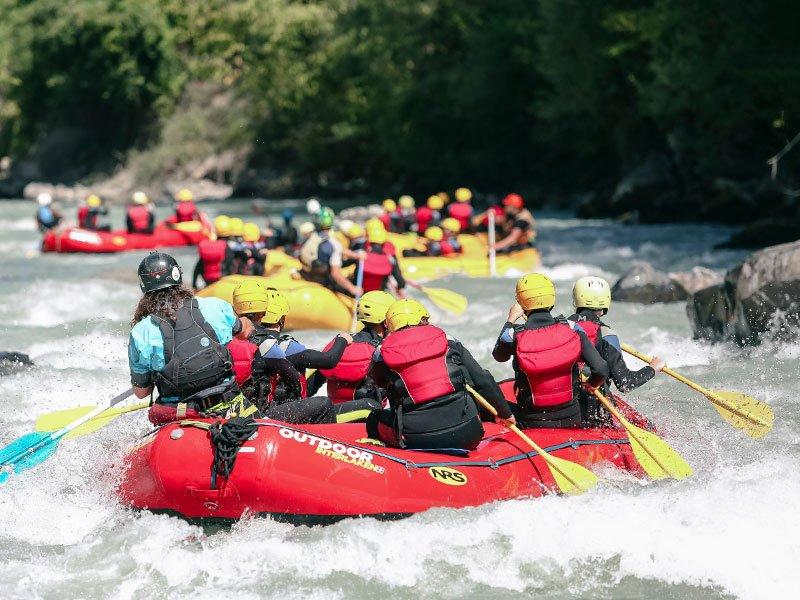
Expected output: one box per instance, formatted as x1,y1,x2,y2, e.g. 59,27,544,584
175,202,197,223
448,203,473,231
416,206,433,233
380,325,455,404
227,338,258,386
319,340,376,403
197,239,227,283
440,240,455,256
127,205,151,233
574,319,601,346
267,371,308,403
361,250,393,292
77,205,91,229
514,323,581,407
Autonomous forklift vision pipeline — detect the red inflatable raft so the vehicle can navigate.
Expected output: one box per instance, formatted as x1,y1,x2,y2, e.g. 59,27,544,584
42,220,209,253
117,399,652,523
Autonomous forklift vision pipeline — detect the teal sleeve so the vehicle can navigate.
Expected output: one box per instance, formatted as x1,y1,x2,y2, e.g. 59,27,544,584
128,317,166,381
197,296,237,344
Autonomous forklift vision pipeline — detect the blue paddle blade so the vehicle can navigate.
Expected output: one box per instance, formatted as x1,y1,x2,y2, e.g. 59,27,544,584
0,431,58,484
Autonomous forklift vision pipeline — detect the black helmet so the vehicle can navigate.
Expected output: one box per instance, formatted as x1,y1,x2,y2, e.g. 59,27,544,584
137,252,183,293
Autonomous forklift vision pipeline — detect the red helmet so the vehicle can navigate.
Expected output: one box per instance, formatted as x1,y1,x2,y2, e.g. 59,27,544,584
490,205,505,217
502,193,524,209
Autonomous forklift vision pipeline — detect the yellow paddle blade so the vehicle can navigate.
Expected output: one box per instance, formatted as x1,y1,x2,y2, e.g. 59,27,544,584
467,383,599,496
172,221,204,233
35,402,149,439
420,286,468,315
625,424,694,481
540,450,600,496
708,390,774,439
592,389,692,481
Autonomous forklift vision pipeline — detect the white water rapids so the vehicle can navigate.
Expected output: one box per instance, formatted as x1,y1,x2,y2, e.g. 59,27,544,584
0,199,797,599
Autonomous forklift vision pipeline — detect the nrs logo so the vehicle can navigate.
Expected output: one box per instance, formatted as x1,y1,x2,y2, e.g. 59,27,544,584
428,466,468,486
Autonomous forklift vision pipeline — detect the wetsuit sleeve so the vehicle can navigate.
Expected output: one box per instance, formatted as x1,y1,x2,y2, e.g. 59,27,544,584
306,369,327,396
456,342,512,419
147,211,155,233
390,256,406,289
370,348,390,388
287,336,347,370
192,258,203,289
492,322,515,362
577,329,609,380
196,297,237,344
601,339,655,393
126,214,133,232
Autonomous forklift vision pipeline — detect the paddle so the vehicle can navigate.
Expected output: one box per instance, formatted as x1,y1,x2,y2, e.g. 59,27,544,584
406,280,468,315
35,401,150,439
352,258,365,331
466,385,599,495
621,343,773,439
487,209,497,277
587,386,693,481
0,389,134,484
171,221,204,233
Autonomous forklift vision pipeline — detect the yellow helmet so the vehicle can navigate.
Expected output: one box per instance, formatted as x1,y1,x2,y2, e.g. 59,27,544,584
232,280,268,315
299,221,315,236
441,217,460,234
385,299,430,332
243,222,261,242
516,273,556,311
229,217,245,237
86,194,102,208
346,223,365,240
132,191,149,205
214,215,232,237
437,191,450,204
573,276,611,311
455,187,472,203
382,199,397,212
424,226,444,242
398,195,415,209
366,217,385,232
427,195,444,210
262,289,290,324
176,188,194,202
357,290,395,324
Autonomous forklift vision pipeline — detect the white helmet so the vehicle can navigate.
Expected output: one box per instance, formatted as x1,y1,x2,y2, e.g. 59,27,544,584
299,221,315,236
573,276,611,311
37,192,53,206
132,191,150,205
306,198,321,215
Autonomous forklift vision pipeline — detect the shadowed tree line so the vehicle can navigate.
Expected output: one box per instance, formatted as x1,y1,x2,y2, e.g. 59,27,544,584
1,0,798,226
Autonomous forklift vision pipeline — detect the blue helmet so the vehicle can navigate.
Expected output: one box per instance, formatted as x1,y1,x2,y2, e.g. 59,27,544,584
282,208,294,222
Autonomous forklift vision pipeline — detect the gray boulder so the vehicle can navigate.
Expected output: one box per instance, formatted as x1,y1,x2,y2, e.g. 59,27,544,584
670,266,723,295
612,261,689,303
687,240,800,344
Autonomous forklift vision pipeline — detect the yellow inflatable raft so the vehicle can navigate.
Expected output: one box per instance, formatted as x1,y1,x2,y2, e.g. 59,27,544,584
400,247,540,280
197,273,354,331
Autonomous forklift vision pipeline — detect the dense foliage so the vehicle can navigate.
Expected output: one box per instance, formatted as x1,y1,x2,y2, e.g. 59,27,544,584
0,0,798,192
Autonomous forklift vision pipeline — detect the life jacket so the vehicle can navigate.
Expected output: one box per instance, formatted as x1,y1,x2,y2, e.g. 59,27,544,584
77,205,91,229
503,209,535,245
416,206,438,233
37,206,56,228
574,318,601,346
227,337,258,386
439,240,455,256
448,203,473,231
197,239,228,283
257,332,308,404
380,325,458,404
319,339,377,403
175,202,197,223
127,205,151,233
514,322,581,408
361,247,393,292
299,232,327,273
150,298,234,400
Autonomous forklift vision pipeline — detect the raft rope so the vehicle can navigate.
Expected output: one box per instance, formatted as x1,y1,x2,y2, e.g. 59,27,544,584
209,417,258,489
251,421,629,470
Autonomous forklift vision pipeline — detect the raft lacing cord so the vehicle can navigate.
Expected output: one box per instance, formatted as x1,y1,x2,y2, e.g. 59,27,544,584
252,421,628,470
209,417,258,489
767,129,800,197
